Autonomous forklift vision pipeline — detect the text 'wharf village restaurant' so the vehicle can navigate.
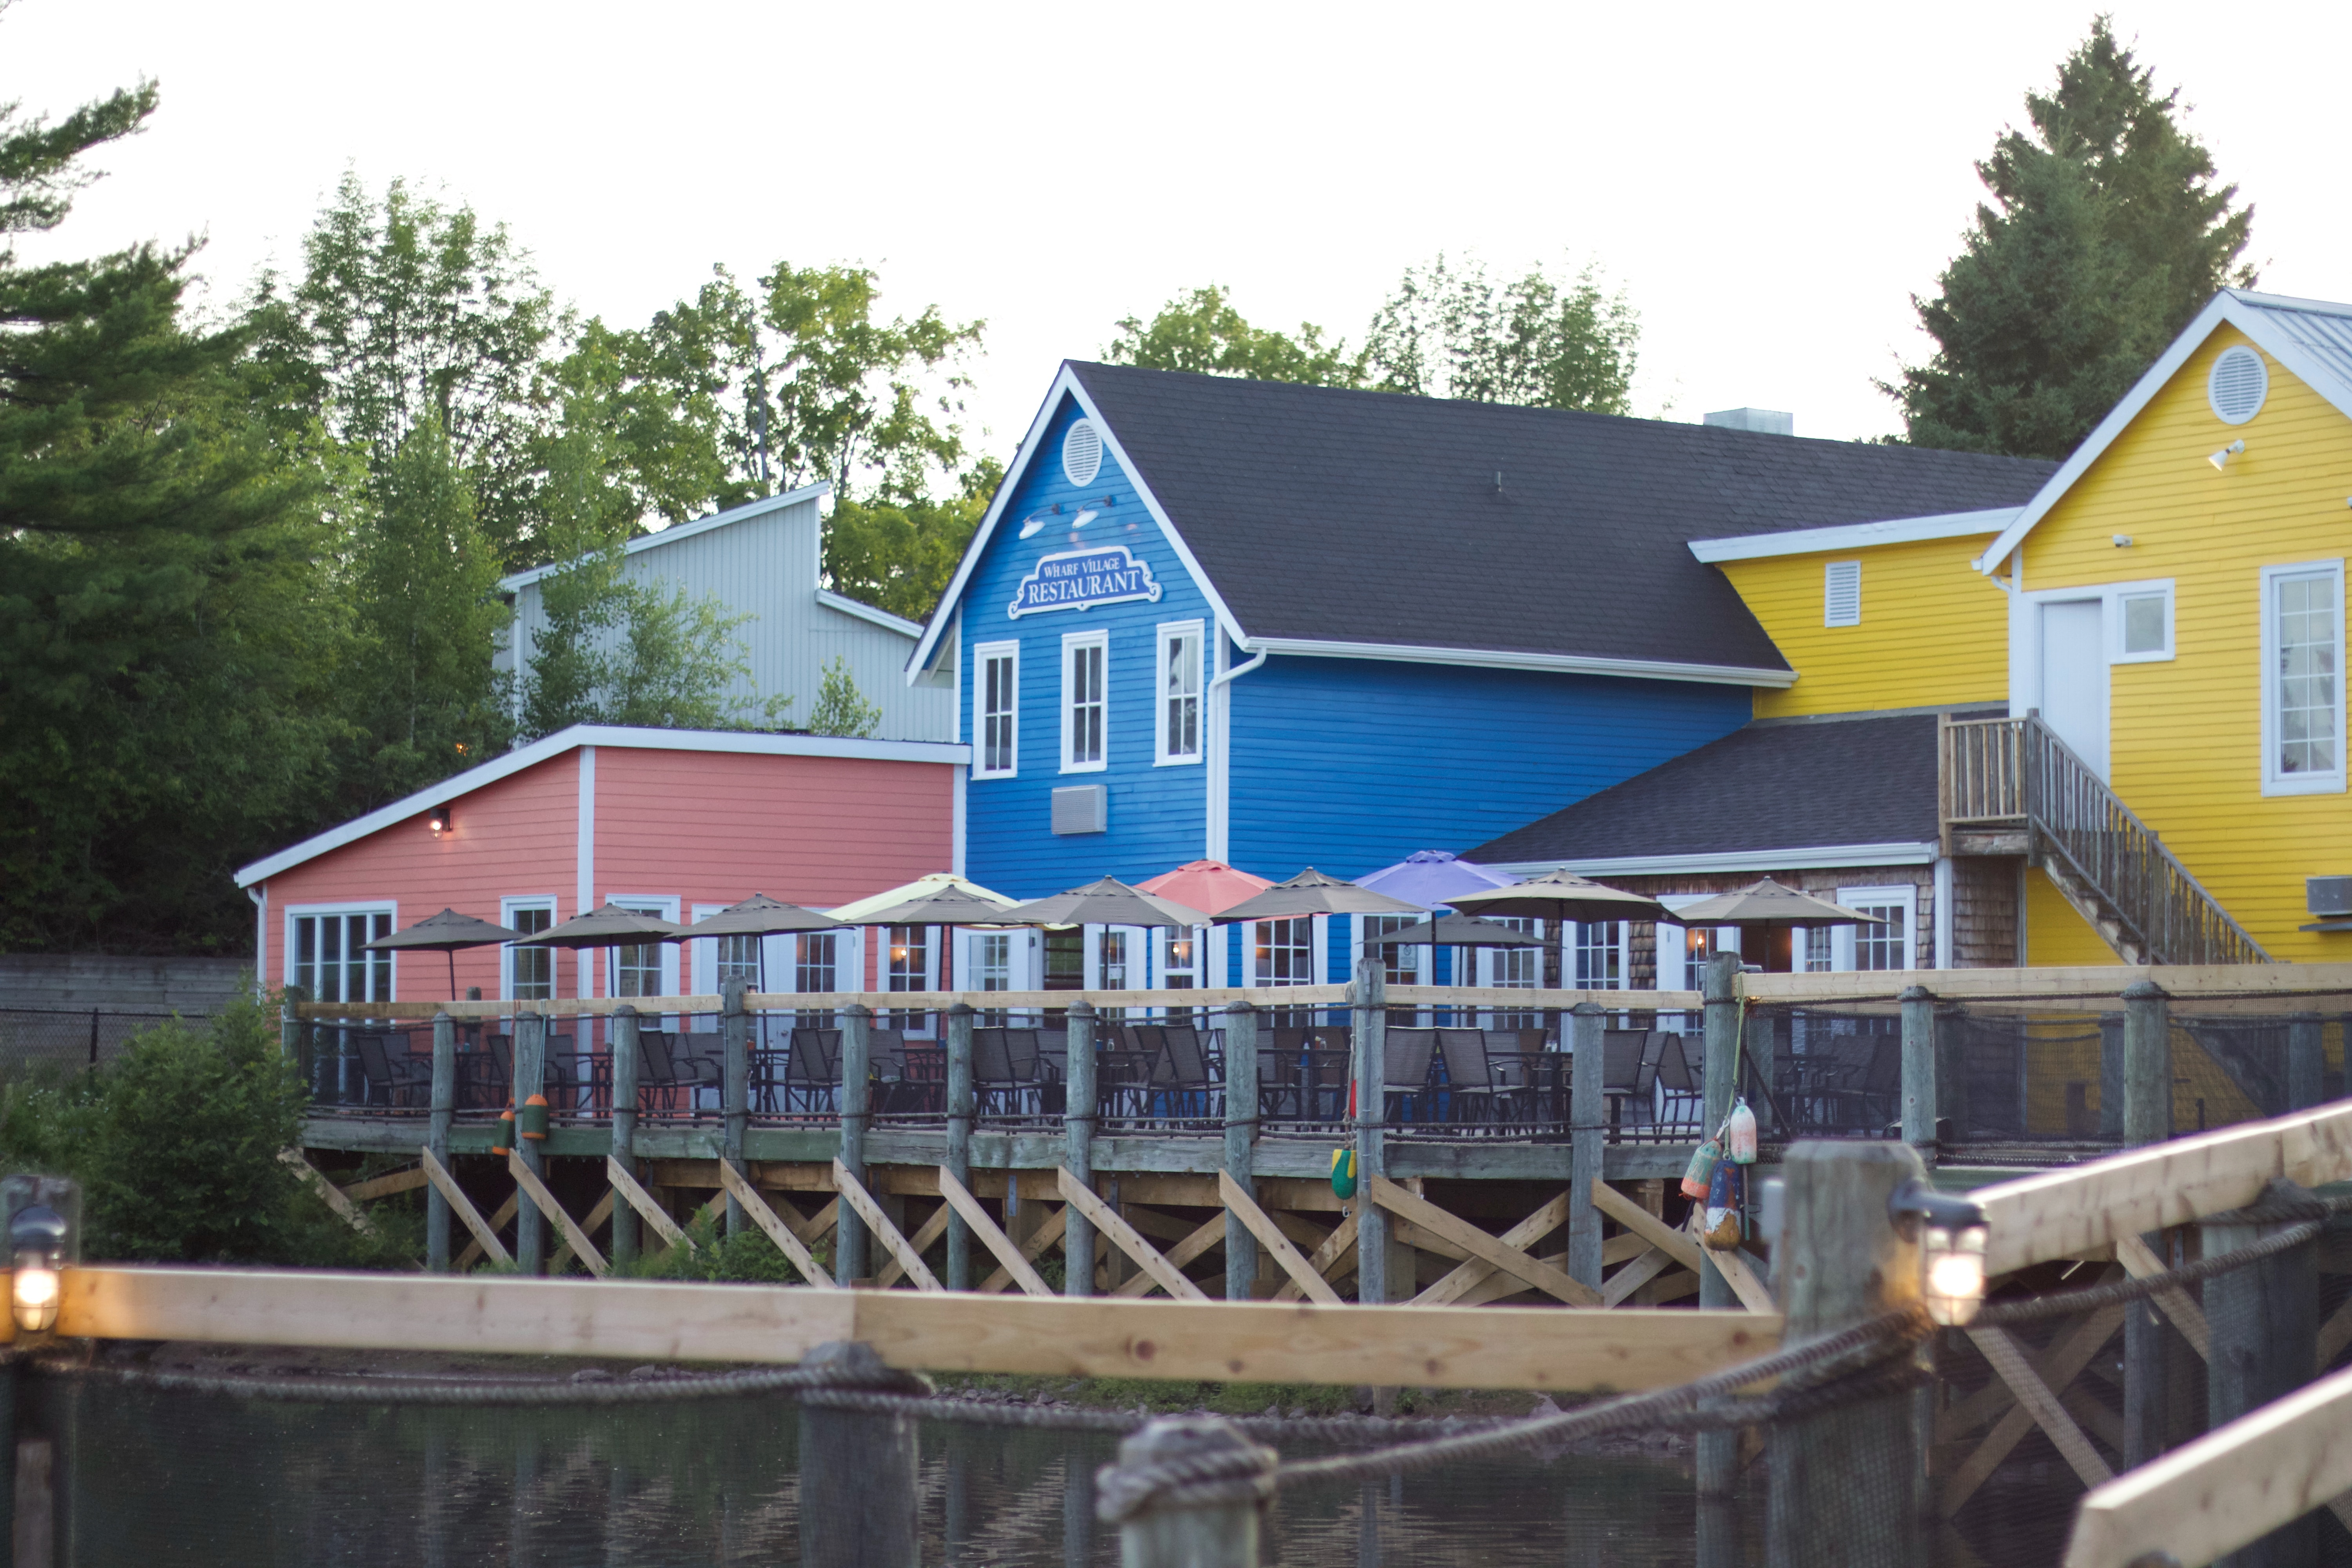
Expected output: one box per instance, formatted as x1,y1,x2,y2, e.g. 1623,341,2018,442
905,363,2055,992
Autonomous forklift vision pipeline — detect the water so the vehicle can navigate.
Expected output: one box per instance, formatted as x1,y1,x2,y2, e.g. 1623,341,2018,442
45,1381,1762,1566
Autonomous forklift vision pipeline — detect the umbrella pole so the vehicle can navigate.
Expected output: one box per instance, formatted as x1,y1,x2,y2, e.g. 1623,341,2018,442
448,950,457,1002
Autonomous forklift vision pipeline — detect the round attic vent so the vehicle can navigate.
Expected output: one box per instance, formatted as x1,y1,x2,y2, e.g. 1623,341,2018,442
1062,419,1103,487
2208,345,2268,425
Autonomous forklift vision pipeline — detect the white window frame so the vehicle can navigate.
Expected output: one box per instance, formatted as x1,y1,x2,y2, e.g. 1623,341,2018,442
1060,629,1108,774
1829,884,1918,973
2261,559,2347,797
1571,920,1630,991
1248,914,1323,990
602,894,681,997
689,902,777,995
1824,560,1861,627
1154,619,1205,767
501,895,559,1002
974,639,1020,779
795,927,854,994
284,901,398,1005
1655,894,1739,994
2107,578,2176,665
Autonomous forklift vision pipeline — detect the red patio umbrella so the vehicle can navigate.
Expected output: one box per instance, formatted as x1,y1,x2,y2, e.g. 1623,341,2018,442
1136,860,1274,919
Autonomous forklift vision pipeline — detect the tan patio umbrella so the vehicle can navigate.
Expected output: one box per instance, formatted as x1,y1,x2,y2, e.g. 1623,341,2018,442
834,875,1023,995
1447,868,1676,990
363,908,524,1000
511,902,688,996
996,876,1213,931
1360,913,1547,950
1664,877,1886,974
1209,867,1427,925
685,894,846,992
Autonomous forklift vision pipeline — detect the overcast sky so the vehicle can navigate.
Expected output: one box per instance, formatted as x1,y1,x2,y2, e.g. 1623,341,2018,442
8,0,2346,468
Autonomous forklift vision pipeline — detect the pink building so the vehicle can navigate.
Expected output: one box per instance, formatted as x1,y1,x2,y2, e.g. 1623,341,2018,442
235,726,967,1004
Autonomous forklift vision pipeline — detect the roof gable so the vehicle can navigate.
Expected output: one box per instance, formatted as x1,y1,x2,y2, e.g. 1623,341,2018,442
498,481,831,593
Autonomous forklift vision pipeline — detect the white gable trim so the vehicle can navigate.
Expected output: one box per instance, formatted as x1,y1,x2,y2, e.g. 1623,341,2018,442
234,724,971,887
816,589,921,638
1978,290,2352,576
1690,507,2019,564
905,364,1248,682
1494,842,1939,878
498,481,832,592
1248,637,1798,688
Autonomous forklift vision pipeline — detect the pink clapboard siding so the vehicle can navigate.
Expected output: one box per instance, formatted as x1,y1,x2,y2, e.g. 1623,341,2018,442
252,739,955,1003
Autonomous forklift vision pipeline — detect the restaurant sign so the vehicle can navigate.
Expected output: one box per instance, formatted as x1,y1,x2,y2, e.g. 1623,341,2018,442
1006,545,1163,619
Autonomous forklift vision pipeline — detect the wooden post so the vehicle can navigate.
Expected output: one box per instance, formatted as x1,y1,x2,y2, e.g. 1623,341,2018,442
1107,1417,1271,1568
1746,1004,1777,1142
514,1011,546,1274
722,978,750,1238
2122,978,2172,1468
2202,1178,2321,1568
2288,1014,2325,1112
1900,984,1938,1153
836,1004,873,1285
1697,949,1742,1496
1223,1000,1261,1300
1352,958,1392,1304
945,1002,975,1290
426,1011,456,1272
279,985,303,1063
1568,1001,1606,1290
797,1342,920,1568
1064,1002,1097,1297
610,1004,640,1270
1764,1140,1928,1568
2099,1012,2126,1137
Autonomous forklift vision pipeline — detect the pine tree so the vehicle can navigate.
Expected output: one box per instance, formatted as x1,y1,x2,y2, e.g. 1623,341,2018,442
1888,18,2255,457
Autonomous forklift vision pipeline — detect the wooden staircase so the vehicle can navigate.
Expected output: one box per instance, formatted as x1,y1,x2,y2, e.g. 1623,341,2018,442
1939,713,2268,966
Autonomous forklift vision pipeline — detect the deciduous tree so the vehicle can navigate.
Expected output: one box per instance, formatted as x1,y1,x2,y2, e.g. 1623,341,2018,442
1364,254,1639,414
1107,285,1363,386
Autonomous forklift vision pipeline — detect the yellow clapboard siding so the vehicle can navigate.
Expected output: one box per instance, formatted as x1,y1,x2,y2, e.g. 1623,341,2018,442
1720,534,2011,719
2024,867,2127,968
2019,324,2352,962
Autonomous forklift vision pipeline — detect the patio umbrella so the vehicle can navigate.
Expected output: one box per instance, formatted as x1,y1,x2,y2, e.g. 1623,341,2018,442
1662,877,1886,975
1136,859,1272,918
685,894,846,992
1209,867,1427,925
1360,913,1546,949
995,876,1213,931
828,873,1022,996
511,902,688,996
1354,849,1520,909
363,908,524,1000
1447,868,1677,990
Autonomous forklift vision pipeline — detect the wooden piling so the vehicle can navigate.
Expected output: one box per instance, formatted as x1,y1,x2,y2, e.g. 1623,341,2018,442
1764,1140,1927,1568
1109,1418,1271,1568
1223,1000,1261,1301
835,1003,873,1285
2202,1179,2321,1568
1352,960,1392,1304
1900,984,1938,1153
1697,950,1742,1496
514,1011,546,1274
426,1011,455,1272
609,1005,640,1270
721,978,750,1238
1065,1001,1098,1298
1568,1001,1606,1290
796,1342,920,1568
2288,1014,2325,1112
945,1002,975,1290
2122,978,2172,1467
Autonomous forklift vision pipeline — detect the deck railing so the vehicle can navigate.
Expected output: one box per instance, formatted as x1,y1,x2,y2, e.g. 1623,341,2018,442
1940,714,2268,966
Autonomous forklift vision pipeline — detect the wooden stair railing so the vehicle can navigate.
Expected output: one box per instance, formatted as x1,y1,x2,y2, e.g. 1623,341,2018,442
1940,713,2268,966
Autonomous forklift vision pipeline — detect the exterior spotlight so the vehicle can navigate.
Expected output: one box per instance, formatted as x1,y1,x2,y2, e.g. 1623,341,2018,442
1890,1179,1987,1326
427,804,453,837
10,1203,69,1336
2209,439,2245,471
2112,534,2134,548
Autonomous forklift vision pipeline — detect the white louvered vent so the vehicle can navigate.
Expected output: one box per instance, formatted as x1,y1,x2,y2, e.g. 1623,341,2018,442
2208,346,2268,425
1825,560,1862,627
1062,419,1103,487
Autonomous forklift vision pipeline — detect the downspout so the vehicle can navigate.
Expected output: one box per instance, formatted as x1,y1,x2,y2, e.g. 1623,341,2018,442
1210,644,1269,691
248,886,268,1000
1206,640,1267,868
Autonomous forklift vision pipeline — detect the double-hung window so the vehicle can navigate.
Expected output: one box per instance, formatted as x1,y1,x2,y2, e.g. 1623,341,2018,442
1574,921,1623,989
975,931,1012,1024
2263,561,2345,795
1156,621,1203,766
797,932,839,993
1062,631,1107,772
290,906,395,1005
503,898,555,1001
975,642,1018,778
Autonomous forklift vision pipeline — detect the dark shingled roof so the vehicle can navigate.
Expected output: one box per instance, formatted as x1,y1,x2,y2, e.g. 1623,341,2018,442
1465,713,1993,864
1067,363,2057,672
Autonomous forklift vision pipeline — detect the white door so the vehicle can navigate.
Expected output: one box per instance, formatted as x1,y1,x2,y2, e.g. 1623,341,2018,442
2039,600,2108,777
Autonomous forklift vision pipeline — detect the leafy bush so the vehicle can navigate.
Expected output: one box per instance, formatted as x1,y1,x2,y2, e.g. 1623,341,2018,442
621,1210,822,1283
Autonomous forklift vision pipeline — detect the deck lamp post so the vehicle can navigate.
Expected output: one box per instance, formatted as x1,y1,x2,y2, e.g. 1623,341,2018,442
1891,1179,1987,1326
10,1204,69,1336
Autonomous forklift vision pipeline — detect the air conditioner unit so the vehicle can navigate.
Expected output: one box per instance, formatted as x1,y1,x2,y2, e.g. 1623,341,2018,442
1052,785,1107,836
2309,877,2352,918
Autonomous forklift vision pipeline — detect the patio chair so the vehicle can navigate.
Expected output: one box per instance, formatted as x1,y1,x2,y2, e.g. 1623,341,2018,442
1154,1025,1218,1119
539,1032,590,1114
634,1030,706,1115
470,1034,515,1111
1383,1028,1439,1123
973,1027,1022,1117
1258,1045,1303,1123
1014,1029,1063,1115
352,1031,428,1109
1600,1029,1648,1131
1436,1028,1515,1128
1653,1033,1703,1134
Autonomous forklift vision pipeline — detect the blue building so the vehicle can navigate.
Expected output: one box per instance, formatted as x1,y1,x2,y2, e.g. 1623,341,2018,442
907,365,2049,991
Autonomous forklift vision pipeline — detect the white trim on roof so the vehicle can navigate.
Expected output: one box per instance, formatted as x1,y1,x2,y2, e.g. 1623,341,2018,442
233,724,971,887
1978,290,2352,576
904,366,1251,682
1689,507,2020,564
1494,842,1939,878
497,481,832,593
1246,637,1798,689
816,589,922,638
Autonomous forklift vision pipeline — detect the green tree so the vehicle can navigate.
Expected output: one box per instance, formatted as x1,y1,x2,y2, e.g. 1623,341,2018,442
808,656,881,739
1886,17,2256,457
824,456,1000,622
1363,254,1639,413
1107,285,1363,386
0,38,348,953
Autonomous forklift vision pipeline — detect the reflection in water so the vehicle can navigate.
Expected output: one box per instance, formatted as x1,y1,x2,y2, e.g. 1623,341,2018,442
42,1378,1764,1566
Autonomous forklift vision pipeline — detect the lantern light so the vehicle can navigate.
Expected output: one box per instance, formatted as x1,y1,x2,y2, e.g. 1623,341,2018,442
427,804,453,837
1890,1180,1989,1327
10,1203,69,1335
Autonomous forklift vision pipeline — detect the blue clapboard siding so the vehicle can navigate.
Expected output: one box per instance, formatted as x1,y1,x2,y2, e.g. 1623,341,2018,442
962,395,1213,898
1226,654,1750,880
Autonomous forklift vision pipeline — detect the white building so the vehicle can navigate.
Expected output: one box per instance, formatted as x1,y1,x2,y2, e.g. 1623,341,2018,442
494,482,955,744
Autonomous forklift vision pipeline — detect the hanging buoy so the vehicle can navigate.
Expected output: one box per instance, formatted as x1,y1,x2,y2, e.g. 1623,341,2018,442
1702,1158,1744,1250
1330,1146,1357,1200
492,1108,515,1157
519,1093,550,1142
1680,1136,1721,1200
1724,1098,1758,1164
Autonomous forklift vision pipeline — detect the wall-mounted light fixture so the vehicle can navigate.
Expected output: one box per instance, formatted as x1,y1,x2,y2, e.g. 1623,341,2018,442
2112,535,2134,548
10,1202,69,1335
428,804,453,838
2209,438,2246,472
1891,1179,1988,1326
